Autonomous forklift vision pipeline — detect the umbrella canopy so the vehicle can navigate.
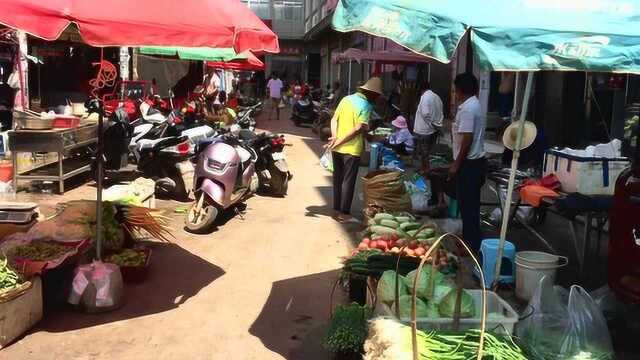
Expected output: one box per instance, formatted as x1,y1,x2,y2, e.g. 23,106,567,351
139,47,245,62
0,0,279,53
332,48,430,64
207,51,264,71
333,0,640,73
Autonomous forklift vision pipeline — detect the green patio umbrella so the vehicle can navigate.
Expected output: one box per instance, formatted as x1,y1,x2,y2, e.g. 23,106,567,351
139,47,249,61
333,0,640,73
333,0,640,331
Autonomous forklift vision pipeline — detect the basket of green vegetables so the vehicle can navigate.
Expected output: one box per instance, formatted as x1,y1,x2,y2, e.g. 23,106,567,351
0,256,30,303
374,232,529,360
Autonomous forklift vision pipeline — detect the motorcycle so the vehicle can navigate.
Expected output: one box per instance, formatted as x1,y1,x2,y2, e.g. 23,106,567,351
291,95,319,127
246,132,291,196
185,135,259,233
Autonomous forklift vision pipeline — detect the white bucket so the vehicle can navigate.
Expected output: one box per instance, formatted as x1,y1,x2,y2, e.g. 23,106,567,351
515,251,568,301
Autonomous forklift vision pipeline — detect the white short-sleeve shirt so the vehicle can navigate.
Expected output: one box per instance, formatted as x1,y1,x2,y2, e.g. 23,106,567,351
413,90,444,136
267,78,283,99
452,96,486,160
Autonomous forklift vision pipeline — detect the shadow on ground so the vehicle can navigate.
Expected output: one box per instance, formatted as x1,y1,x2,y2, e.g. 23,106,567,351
33,242,225,333
249,269,346,360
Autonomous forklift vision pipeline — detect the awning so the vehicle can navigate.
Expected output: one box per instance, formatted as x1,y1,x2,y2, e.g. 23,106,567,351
139,47,244,62
332,0,640,73
332,48,430,64
207,51,264,71
0,0,280,53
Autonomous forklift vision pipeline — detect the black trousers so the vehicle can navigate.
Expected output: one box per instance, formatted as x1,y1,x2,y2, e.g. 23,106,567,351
332,152,360,214
455,158,486,253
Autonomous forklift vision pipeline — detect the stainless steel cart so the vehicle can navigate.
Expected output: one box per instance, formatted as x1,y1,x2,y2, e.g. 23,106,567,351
8,124,98,193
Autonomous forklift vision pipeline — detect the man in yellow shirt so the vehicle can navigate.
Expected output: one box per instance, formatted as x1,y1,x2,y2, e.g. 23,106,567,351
328,77,382,222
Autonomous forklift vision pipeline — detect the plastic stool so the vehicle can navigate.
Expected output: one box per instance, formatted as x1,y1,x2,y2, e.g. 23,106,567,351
369,143,382,171
476,238,516,286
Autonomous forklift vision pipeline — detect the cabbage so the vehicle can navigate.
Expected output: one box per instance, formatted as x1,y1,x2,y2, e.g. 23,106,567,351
397,294,429,319
438,288,475,318
404,267,446,299
377,270,407,304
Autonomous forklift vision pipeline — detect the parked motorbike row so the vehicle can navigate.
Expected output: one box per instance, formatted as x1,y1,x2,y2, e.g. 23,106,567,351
99,97,291,234
290,89,333,141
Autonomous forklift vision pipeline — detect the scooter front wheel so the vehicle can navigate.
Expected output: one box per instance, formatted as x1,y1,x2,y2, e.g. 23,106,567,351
185,198,219,234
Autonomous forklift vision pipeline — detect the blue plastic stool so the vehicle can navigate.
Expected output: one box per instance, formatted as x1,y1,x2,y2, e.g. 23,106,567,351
476,239,516,286
369,143,382,171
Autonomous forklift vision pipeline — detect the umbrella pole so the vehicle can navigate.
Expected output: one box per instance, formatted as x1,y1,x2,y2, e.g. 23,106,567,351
492,71,534,290
348,60,352,94
95,106,104,260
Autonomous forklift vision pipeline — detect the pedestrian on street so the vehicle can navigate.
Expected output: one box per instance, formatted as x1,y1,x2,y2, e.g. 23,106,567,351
266,72,283,120
413,81,444,176
327,77,382,222
448,72,487,253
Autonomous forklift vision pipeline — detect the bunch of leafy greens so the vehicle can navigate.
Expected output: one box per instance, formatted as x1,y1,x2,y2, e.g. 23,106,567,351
397,294,429,319
377,270,408,304
404,267,446,299
438,288,475,318
323,303,371,354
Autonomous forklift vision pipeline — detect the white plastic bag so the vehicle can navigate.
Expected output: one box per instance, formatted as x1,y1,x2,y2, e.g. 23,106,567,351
516,276,614,359
68,261,124,313
320,149,333,172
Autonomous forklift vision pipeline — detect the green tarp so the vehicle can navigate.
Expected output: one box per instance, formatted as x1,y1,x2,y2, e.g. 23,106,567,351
333,0,640,73
139,47,247,62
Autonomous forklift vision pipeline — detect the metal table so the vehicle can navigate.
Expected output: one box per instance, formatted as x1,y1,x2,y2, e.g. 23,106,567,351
486,170,611,280
8,124,98,193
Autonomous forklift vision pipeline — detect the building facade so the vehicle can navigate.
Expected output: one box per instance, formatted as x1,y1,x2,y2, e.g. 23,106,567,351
241,0,306,85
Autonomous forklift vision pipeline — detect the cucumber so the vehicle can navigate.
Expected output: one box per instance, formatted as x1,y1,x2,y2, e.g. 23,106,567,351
420,228,436,237
394,216,412,224
407,229,418,237
380,219,399,228
420,237,437,245
400,222,421,231
374,213,395,222
370,225,398,236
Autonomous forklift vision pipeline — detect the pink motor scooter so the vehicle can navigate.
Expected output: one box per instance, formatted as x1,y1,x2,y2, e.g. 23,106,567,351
185,136,259,233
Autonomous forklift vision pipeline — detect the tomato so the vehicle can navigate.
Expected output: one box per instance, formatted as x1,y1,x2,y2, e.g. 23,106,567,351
362,238,370,245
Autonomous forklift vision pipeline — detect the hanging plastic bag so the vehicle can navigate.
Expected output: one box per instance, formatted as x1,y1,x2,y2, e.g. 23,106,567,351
7,69,20,89
68,261,124,313
320,149,333,172
278,98,286,108
516,276,614,360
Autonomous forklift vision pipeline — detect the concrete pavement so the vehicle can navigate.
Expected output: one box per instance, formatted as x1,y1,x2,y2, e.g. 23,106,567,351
2,110,354,360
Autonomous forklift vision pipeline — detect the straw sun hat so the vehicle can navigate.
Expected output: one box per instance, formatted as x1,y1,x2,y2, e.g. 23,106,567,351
502,120,537,151
358,77,383,95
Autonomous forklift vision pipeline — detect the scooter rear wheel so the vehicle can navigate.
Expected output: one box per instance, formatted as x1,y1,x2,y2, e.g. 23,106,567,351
185,202,218,234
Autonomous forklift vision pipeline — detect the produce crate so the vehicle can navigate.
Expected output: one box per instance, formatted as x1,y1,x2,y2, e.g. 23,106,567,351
0,277,43,348
378,289,519,334
115,249,151,284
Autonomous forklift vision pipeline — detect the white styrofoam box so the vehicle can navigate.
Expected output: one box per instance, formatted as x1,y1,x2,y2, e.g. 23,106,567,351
543,149,630,195
377,289,519,334
0,277,43,348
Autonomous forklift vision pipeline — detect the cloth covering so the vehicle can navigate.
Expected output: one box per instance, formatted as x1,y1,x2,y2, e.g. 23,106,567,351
137,56,190,98
520,185,560,207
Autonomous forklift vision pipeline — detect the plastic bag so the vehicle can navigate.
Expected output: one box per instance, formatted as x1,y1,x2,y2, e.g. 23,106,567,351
320,149,333,172
68,261,124,313
516,276,614,360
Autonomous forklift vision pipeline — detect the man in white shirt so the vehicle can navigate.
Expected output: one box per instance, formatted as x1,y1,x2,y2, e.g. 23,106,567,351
266,72,284,120
413,82,444,175
448,73,486,253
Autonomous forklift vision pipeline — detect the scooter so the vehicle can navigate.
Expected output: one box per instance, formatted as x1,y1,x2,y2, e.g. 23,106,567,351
246,132,291,196
291,94,318,127
185,135,259,233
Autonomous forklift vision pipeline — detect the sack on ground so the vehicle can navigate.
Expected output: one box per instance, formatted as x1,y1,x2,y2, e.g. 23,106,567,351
68,261,124,312
362,170,411,213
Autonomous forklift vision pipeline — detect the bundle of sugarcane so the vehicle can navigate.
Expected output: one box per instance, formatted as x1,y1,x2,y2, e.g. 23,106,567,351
120,206,174,242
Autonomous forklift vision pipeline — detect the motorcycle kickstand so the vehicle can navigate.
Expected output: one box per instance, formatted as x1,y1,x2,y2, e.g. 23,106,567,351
234,206,245,220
